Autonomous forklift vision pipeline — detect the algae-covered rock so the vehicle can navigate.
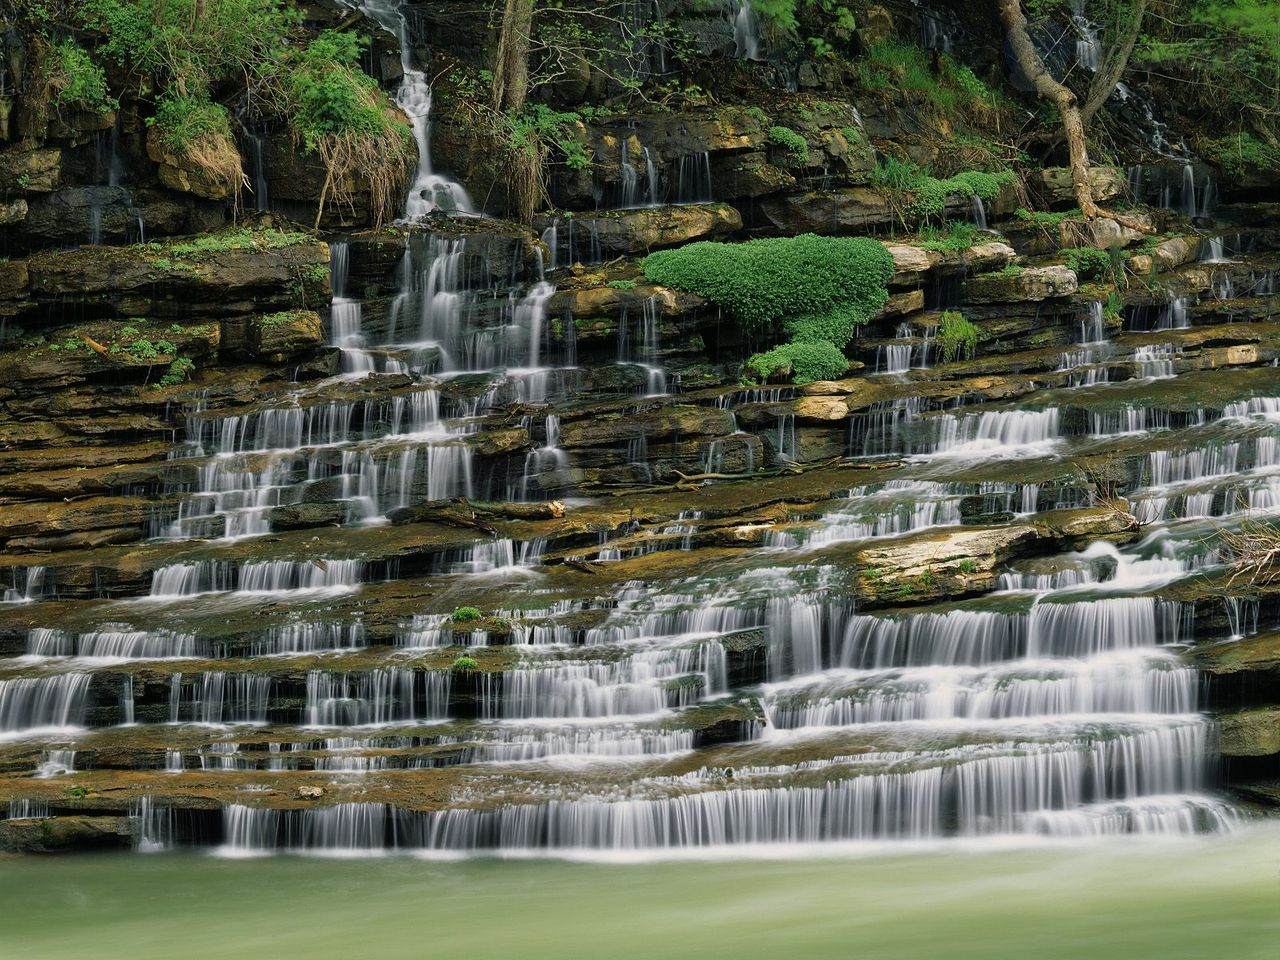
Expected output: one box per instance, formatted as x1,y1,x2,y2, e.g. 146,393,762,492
0,815,135,852
965,265,1078,304
247,310,325,362
572,203,743,256
0,145,61,192
1038,166,1127,207
1219,708,1280,757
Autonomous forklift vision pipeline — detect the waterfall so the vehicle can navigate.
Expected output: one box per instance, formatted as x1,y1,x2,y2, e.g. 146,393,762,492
971,195,988,230
618,296,667,395
2,566,46,603
352,0,472,217
675,152,714,204
27,626,203,661
1079,301,1106,344
167,673,272,724
1070,0,1102,71
0,675,92,735
927,409,1061,455
329,240,377,375
1180,164,1197,218
729,0,761,60
305,670,448,726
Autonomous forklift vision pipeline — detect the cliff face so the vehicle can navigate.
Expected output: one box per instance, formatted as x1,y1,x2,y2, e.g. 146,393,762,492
1,1,1279,853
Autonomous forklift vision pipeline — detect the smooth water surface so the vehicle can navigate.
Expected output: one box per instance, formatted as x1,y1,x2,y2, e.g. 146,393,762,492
5,826,1279,959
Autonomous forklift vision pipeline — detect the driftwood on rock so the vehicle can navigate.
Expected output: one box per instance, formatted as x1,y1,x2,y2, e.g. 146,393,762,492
997,0,1151,233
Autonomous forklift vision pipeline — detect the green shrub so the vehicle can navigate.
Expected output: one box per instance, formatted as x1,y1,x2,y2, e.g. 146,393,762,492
1204,132,1280,177
1061,246,1116,282
48,39,117,114
451,655,479,671
870,158,1014,221
154,356,196,388
768,125,810,165
937,310,978,362
918,221,978,252
747,340,848,384
643,234,894,349
606,279,638,290
451,606,483,623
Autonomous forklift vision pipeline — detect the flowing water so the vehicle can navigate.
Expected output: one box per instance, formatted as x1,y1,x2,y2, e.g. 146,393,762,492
6,824,1279,959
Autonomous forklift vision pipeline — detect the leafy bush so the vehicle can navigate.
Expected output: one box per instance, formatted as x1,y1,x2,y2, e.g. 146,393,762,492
1062,246,1117,282
937,310,978,362
643,234,894,349
870,158,1014,221
451,655,479,671
154,356,196,388
1203,132,1280,177
451,606,483,623
856,41,995,115
768,125,809,165
47,38,117,114
918,221,978,252
747,341,848,384
283,30,415,225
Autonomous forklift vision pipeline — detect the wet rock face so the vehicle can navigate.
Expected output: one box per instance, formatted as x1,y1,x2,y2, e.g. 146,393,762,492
965,265,1079,304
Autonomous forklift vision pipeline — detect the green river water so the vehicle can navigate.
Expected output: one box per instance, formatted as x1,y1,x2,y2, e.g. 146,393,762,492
5,825,1278,959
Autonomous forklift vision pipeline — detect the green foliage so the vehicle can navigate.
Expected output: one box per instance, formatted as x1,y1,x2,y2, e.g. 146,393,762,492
856,41,995,115
606,279,638,290
870,158,1015,221
751,0,855,33
48,38,117,113
451,655,480,671
1204,131,1280,177
1103,291,1124,324
1062,246,1116,282
154,356,195,388
746,340,848,384
150,94,233,153
918,222,979,252
86,0,299,94
1138,2,1279,142
937,310,978,362
767,125,809,165
286,31,404,148
643,234,894,348
1014,206,1080,228
451,606,483,623
505,104,591,170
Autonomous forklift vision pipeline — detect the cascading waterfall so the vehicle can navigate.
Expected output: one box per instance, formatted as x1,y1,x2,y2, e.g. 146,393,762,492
728,0,761,60
352,0,472,218
0,675,92,735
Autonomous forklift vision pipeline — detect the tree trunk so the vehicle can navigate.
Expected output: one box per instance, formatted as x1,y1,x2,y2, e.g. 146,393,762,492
1082,0,1148,123
491,0,539,225
492,0,535,115
997,0,1101,218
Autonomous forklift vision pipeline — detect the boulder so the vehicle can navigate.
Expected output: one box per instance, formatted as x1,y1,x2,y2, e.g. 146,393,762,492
146,127,235,201
571,203,742,256
0,145,62,192
1128,236,1199,275
558,405,735,448
0,197,26,225
1038,165,1127,207
247,310,325,362
0,815,135,853
965,265,1078,304
1218,708,1280,757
